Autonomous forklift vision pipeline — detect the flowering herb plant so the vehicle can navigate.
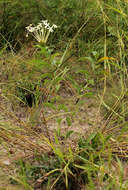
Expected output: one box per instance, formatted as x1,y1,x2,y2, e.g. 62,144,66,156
26,20,57,44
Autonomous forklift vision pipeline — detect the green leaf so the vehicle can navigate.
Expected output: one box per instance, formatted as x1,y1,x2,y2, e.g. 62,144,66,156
66,116,72,126
65,130,74,139
54,133,59,145
44,102,56,110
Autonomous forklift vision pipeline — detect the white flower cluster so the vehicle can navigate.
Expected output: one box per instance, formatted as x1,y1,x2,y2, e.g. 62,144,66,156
26,20,57,44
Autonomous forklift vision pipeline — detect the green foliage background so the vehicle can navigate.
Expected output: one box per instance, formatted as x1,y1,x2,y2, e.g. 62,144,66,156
1,0,128,56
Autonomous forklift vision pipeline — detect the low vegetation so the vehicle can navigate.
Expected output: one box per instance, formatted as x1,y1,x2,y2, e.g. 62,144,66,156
1,0,128,189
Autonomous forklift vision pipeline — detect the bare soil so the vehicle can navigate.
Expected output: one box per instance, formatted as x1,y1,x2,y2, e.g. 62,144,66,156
0,89,103,189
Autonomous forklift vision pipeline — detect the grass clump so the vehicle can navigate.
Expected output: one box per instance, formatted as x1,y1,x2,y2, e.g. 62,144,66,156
9,131,128,190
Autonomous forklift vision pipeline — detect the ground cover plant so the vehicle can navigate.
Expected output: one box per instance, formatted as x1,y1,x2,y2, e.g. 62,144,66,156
1,0,128,189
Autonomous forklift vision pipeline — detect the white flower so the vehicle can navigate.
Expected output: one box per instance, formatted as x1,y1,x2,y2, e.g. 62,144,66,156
41,20,48,25
47,26,53,33
52,24,58,29
26,20,57,44
36,23,42,30
44,23,50,29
